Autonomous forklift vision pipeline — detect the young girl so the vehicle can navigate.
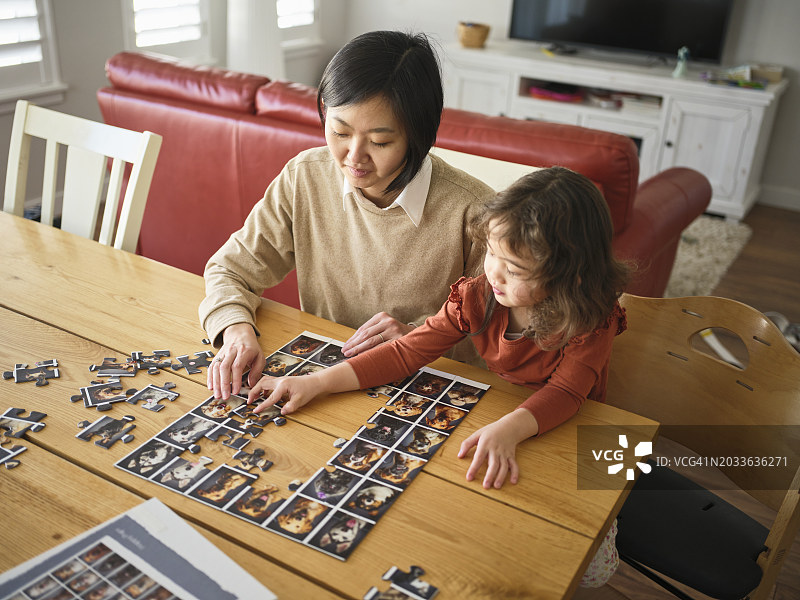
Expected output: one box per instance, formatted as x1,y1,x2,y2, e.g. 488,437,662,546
248,166,629,586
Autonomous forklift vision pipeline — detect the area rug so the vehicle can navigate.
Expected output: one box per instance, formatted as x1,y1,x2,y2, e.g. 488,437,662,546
664,215,753,298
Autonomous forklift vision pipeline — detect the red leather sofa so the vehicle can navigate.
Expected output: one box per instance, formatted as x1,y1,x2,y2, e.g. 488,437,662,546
97,51,711,307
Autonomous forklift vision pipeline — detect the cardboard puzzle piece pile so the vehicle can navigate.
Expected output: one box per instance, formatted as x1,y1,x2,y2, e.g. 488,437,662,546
73,349,192,413
116,331,489,562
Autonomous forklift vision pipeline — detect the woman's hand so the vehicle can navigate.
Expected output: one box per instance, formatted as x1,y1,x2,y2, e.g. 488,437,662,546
342,312,415,357
247,362,361,415
207,323,264,400
457,408,539,489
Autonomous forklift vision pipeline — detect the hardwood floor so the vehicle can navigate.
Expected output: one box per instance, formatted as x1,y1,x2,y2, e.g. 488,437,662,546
584,203,800,600
712,204,800,325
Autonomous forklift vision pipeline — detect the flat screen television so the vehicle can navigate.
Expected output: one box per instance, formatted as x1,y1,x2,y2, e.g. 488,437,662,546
509,0,734,64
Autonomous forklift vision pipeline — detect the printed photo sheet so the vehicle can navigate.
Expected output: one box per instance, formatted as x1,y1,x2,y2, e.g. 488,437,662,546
0,498,275,600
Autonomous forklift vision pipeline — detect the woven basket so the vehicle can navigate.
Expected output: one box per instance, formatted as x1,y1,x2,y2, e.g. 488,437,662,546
458,22,490,48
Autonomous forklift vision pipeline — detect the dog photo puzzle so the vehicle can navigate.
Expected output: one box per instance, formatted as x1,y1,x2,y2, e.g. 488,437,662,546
0,499,275,600
115,331,489,561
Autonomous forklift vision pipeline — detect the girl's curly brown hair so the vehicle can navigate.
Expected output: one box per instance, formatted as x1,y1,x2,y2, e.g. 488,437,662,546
469,166,631,349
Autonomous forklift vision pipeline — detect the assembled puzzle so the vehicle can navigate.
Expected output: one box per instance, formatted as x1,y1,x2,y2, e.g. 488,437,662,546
116,331,489,561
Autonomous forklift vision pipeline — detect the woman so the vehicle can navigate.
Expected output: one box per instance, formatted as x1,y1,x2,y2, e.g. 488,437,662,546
201,31,494,399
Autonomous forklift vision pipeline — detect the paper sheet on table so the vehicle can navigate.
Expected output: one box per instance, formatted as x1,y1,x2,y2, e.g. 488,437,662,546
0,498,276,600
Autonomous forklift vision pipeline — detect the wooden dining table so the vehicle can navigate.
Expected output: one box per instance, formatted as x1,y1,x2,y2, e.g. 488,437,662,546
0,211,658,599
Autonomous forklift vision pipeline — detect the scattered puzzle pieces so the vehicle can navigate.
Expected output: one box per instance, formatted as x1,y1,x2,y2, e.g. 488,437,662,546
171,351,214,374
131,350,172,371
3,360,60,386
0,430,26,470
378,566,438,600
363,587,416,600
204,425,255,450
76,415,136,449
232,446,273,472
0,408,48,470
72,381,137,411
0,407,47,436
126,382,180,412
89,357,138,378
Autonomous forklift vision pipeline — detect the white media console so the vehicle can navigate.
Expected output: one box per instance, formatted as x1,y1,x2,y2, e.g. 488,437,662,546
442,41,787,220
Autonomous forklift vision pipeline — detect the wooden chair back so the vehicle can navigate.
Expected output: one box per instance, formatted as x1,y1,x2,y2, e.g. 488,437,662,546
607,294,800,598
4,100,162,252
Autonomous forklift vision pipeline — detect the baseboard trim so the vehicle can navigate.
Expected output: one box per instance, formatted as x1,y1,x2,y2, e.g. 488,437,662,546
757,183,800,212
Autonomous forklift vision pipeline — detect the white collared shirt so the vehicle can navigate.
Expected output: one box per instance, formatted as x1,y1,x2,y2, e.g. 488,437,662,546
342,155,432,227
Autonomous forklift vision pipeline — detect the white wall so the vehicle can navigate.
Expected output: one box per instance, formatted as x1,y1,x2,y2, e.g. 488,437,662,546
725,0,800,211
1,0,798,212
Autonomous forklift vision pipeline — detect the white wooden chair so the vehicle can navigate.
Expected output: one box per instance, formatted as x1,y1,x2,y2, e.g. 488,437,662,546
4,100,162,252
606,294,800,599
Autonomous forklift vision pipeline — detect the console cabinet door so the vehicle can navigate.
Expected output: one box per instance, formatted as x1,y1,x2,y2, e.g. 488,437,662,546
660,99,750,202
444,67,511,115
583,114,660,181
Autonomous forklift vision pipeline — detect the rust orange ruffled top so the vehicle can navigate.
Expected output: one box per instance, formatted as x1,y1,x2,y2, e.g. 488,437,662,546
347,275,627,435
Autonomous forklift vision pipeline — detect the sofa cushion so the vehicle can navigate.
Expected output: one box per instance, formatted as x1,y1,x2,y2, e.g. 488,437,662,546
438,108,639,232
105,51,268,113
255,80,321,128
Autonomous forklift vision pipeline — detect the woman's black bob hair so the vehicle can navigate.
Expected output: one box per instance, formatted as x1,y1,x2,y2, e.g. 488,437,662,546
317,30,443,196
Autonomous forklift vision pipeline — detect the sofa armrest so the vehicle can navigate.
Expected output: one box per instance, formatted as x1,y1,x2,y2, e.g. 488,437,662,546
614,167,712,297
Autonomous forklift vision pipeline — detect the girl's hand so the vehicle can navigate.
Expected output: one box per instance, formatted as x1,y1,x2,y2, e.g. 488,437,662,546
457,408,539,489
342,312,415,357
247,373,324,415
208,323,265,400
247,362,361,416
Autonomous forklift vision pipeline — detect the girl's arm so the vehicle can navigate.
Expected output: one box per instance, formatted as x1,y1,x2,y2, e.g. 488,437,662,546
518,307,625,435
457,408,539,489
247,361,360,415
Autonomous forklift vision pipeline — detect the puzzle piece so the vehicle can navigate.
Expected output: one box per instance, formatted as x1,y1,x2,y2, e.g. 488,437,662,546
131,350,172,371
222,434,252,450
381,566,438,600
233,401,282,425
204,425,253,450
171,351,214,374
232,446,273,472
76,415,136,449
89,357,138,378
126,382,180,412
73,381,138,411
2,360,60,386
0,408,47,471
363,586,417,600
207,414,264,440
0,429,27,470
0,407,47,437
